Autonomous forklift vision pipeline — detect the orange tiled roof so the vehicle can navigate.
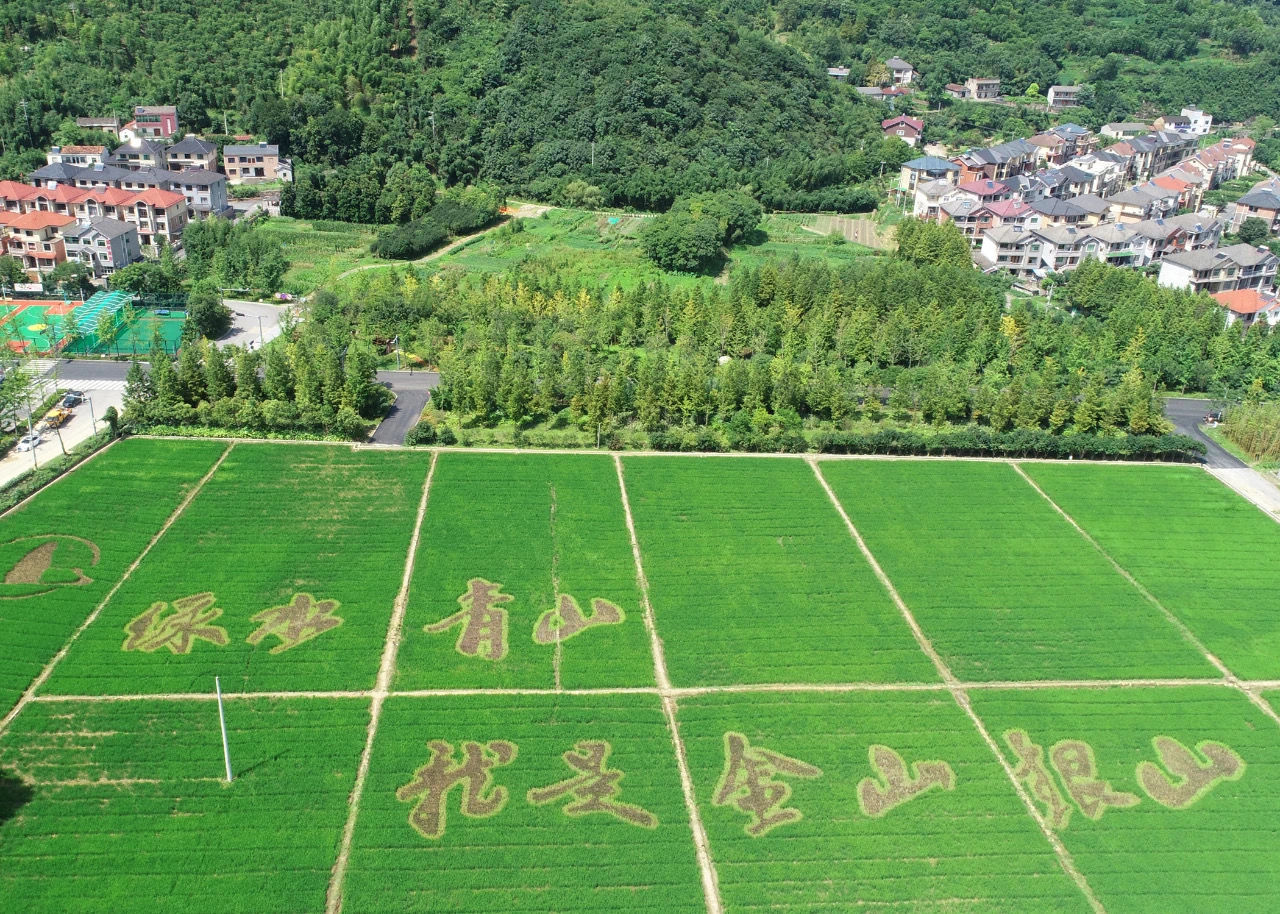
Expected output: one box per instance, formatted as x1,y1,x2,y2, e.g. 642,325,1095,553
81,187,139,206
0,180,37,200
60,145,106,155
31,185,90,204
132,188,185,208
1212,289,1276,315
9,211,74,230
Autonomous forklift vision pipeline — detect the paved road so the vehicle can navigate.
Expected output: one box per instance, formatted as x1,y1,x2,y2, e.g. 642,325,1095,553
370,370,439,445
1163,397,1243,469
219,300,285,349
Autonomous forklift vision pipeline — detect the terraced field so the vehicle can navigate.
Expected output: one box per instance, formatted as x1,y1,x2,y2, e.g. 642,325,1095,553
2,444,1279,913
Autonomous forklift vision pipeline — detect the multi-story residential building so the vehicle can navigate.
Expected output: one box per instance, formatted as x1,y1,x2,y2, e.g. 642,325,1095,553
224,142,291,184
953,178,1012,205
1228,181,1280,232
912,178,958,219
0,180,36,213
27,184,89,217
984,198,1033,228
1100,122,1150,139
75,117,120,137
121,105,179,139
944,83,968,99
1158,244,1278,294
124,188,188,249
170,169,230,217
1032,197,1089,226
1181,107,1213,136
1067,194,1112,226
62,218,141,277
1106,185,1178,223
1079,222,1137,267
882,116,923,147
886,58,914,85
939,199,994,245
951,138,1037,182
28,162,82,188
1047,86,1081,109
979,225,1040,277
1153,114,1193,134
47,145,106,167
1126,219,1188,266
166,135,218,172
1151,174,1201,211
1162,212,1224,250
898,156,959,194
73,187,140,222
7,211,74,274
107,138,167,170
1211,289,1280,328
69,163,134,189
965,77,1000,100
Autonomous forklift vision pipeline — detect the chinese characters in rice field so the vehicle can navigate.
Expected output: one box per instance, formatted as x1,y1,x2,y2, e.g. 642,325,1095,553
395,730,1248,840
424,578,625,661
122,592,344,653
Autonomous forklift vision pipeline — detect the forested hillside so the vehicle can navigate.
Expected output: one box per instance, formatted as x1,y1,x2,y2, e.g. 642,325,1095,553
1,0,1278,205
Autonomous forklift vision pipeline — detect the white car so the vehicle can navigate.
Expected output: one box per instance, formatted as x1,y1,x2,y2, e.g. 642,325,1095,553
15,432,41,452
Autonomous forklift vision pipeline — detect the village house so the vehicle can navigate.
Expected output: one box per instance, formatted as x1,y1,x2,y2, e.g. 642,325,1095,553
886,58,915,85
27,184,90,217
826,67,850,81
898,156,960,194
1158,244,1279,294
939,199,993,245
978,225,1040,277
1100,122,1150,139
1151,174,1201,211
223,142,291,184
166,136,218,172
124,188,189,249
1106,184,1179,223
1228,180,1280,232
120,105,179,140
1032,197,1089,226
28,162,81,188
61,218,141,277
965,77,1001,100
75,117,120,137
1078,222,1137,266
7,211,74,274
912,178,959,219
1047,86,1081,109
107,138,167,170
953,178,1012,206
0,181,36,213
47,145,105,167
951,138,1038,182
944,83,968,99
985,198,1034,228
170,169,231,217
1153,114,1193,134
1181,107,1213,137
1212,289,1280,328
1163,212,1224,249
882,116,923,147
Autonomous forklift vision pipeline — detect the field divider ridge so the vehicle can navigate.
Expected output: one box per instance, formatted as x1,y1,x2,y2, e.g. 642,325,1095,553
614,454,724,914
1011,461,1280,729
0,442,235,739
808,457,1107,914
325,449,439,914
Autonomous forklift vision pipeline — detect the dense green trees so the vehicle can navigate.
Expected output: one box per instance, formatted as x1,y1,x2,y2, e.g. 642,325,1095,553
183,219,288,294
369,184,503,259
640,190,764,272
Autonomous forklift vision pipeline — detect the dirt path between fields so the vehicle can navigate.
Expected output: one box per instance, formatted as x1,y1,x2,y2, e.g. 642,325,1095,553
1012,461,1280,732
326,451,437,914
0,444,234,738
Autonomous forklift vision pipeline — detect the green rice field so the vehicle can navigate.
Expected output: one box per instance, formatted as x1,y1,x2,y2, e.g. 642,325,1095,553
2,441,1280,912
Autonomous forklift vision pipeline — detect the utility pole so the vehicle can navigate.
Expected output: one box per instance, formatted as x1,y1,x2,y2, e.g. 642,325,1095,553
223,111,229,135
216,677,233,782
428,110,438,145
590,141,595,167
278,68,284,99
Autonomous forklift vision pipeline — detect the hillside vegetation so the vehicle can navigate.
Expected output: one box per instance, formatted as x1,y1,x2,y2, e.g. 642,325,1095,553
3,0,1279,205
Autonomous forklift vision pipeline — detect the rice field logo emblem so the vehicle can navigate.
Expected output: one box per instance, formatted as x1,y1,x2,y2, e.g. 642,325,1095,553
246,593,343,654
397,739,518,839
533,596,624,645
1005,729,1243,829
122,593,229,654
713,732,823,836
425,578,512,661
857,745,955,818
0,534,100,599
1137,737,1243,809
527,740,658,828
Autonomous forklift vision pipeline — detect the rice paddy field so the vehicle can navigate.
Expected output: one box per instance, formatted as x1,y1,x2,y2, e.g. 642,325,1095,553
2,440,1280,913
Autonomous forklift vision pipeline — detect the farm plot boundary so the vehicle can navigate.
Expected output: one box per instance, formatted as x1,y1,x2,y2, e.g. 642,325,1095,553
3,445,1280,914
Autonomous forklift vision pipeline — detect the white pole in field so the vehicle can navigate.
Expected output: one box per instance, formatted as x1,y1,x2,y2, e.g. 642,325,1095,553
215,676,233,782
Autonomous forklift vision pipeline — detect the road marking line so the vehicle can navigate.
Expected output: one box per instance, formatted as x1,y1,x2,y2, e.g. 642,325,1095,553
810,457,1106,914
325,449,437,914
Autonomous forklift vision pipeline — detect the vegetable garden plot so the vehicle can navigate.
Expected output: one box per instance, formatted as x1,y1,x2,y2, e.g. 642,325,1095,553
677,691,1092,913
820,461,1215,681
0,439,225,717
43,445,430,696
622,457,936,686
0,697,368,914
970,686,1280,913
1022,463,1280,680
396,453,654,689
343,693,705,912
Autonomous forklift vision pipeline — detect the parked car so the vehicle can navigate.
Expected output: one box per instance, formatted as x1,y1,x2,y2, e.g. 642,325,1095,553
61,391,84,407
16,432,41,452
